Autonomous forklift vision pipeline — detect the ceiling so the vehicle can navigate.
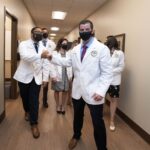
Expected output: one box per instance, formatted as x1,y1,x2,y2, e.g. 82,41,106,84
23,0,107,41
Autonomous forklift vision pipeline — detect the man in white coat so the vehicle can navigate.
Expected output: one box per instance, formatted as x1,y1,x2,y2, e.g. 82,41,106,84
46,20,112,150
13,27,49,138
41,28,56,108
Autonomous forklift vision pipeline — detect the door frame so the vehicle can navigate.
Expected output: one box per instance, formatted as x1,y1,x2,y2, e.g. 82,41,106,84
4,8,18,99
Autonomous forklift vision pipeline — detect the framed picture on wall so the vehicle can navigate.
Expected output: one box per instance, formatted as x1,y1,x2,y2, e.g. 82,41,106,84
115,33,126,52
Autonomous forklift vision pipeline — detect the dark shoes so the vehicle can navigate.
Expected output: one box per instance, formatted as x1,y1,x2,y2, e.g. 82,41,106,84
57,110,62,114
56,106,66,115
25,112,29,121
43,101,48,108
61,111,65,115
31,125,40,139
57,110,66,115
68,138,79,150
56,105,62,114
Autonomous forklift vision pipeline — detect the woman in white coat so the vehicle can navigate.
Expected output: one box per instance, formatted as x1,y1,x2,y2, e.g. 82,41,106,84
105,36,125,131
51,38,72,114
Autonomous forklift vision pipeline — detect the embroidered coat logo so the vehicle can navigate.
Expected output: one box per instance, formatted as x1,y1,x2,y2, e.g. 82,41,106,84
91,50,97,57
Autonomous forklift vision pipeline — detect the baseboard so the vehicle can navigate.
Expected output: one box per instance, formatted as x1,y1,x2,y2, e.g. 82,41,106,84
106,100,150,144
0,110,5,123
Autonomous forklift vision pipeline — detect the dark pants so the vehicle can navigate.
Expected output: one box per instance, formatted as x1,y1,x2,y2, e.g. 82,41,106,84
18,78,41,125
43,82,49,103
72,97,107,150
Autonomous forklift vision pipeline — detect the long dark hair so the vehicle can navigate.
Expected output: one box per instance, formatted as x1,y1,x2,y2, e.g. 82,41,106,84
105,36,119,50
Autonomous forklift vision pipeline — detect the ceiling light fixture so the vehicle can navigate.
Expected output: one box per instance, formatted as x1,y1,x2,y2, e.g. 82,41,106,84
50,33,56,36
50,27,59,31
52,11,67,20
50,37,55,40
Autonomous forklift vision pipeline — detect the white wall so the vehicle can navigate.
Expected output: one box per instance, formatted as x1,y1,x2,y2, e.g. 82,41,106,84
67,0,150,134
0,0,35,117
5,16,12,60
4,0,35,41
0,0,5,115
5,31,11,60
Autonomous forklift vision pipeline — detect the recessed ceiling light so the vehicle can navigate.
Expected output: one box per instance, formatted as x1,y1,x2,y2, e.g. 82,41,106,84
50,33,56,36
52,11,67,20
50,37,55,40
50,27,59,31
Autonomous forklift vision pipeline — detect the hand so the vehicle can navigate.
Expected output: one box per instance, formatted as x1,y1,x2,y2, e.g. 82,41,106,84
41,50,49,58
47,54,52,60
92,93,103,101
42,81,48,87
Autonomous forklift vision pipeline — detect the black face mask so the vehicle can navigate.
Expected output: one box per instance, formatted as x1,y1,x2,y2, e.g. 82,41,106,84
79,31,92,41
61,44,68,50
43,33,48,38
33,32,42,42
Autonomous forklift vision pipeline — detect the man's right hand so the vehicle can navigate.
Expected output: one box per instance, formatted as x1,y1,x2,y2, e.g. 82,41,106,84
41,50,49,58
47,54,52,60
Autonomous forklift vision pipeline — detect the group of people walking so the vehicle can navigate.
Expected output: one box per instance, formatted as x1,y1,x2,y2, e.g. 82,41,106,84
13,19,125,150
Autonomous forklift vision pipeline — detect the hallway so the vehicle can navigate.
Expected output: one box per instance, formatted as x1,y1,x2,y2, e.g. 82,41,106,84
0,88,149,150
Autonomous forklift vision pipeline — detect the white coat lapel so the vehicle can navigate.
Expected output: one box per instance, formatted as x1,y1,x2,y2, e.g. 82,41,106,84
77,48,81,63
30,40,43,54
28,40,37,53
28,39,34,48
38,42,43,54
73,45,82,65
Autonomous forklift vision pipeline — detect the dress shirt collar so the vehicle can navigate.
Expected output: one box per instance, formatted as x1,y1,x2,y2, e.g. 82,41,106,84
81,36,94,49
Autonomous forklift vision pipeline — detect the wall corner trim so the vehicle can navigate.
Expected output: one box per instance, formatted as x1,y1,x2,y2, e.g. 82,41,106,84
106,100,150,144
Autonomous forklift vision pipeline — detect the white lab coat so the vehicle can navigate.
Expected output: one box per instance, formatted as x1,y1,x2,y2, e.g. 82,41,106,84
50,51,73,81
42,38,56,52
51,38,112,105
13,39,49,85
111,50,125,85
42,38,56,77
